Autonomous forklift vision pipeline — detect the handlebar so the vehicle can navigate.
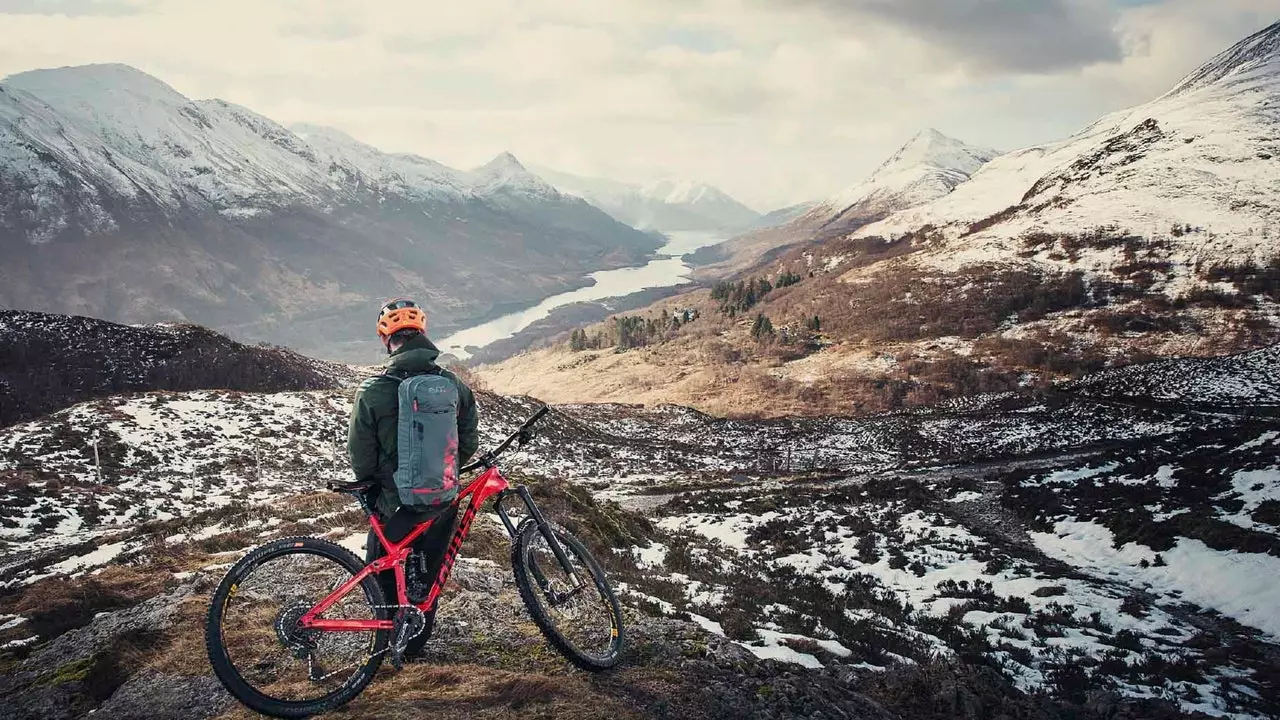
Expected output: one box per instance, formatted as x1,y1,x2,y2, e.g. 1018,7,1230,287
459,405,551,474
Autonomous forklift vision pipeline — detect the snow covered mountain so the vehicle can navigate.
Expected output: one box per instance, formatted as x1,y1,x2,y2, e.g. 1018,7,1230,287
0,64,658,361
687,129,996,277
857,20,1280,274
806,129,998,232
533,166,760,232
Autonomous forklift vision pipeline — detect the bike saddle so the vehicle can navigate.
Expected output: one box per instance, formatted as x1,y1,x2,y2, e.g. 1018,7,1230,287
327,478,376,494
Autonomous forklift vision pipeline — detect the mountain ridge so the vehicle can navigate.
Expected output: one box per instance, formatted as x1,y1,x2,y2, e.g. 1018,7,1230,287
1164,19,1280,97
807,128,999,230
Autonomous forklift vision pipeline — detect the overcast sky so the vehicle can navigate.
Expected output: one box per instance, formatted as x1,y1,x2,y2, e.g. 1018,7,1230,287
0,0,1276,210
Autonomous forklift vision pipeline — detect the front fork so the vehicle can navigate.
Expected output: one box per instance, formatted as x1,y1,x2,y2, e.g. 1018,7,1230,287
495,486,586,602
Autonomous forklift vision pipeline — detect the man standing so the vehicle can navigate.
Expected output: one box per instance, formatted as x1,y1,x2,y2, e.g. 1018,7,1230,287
347,298,480,658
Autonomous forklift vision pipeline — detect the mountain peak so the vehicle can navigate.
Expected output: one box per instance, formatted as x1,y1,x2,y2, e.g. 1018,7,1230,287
1166,20,1280,97
470,151,561,198
809,130,997,228
880,129,997,175
2,63,187,106
476,151,527,175
912,127,950,143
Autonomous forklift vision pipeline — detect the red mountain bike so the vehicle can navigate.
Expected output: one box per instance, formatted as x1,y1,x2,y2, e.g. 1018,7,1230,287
204,406,624,718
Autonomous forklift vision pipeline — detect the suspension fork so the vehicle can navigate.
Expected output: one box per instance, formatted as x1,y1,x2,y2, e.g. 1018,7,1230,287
495,485,585,592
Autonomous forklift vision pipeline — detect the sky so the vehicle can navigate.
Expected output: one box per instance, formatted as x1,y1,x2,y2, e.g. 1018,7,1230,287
0,0,1277,210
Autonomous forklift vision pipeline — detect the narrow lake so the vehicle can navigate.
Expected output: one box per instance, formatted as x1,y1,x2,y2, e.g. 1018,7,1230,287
439,230,725,359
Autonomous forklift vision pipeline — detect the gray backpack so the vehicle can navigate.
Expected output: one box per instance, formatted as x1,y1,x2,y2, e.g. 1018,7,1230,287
388,369,461,510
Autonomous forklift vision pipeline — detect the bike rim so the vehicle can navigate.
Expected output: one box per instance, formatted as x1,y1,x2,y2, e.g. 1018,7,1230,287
524,532,620,663
215,550,381,705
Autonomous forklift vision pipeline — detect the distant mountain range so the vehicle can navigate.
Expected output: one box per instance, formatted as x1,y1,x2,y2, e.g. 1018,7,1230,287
0,64,659,361
532,166,761,233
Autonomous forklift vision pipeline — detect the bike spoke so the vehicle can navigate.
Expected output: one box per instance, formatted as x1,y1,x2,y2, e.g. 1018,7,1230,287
525,533,616,662
218,552,379,703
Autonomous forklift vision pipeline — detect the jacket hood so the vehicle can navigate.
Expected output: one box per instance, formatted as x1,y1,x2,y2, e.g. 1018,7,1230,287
386,334,441,373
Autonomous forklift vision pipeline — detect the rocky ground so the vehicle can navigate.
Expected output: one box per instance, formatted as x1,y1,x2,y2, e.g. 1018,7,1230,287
0,347,1276,719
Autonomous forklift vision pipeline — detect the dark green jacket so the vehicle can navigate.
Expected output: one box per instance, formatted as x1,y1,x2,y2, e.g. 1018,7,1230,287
347,334,480,515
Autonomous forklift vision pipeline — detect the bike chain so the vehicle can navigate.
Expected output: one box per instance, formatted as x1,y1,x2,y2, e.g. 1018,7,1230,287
303,604,427,682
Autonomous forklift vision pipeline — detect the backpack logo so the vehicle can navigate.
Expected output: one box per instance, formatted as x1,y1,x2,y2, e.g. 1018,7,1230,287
391,373,460,509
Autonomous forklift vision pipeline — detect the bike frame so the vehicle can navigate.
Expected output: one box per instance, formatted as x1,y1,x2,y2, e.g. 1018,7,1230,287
299,467,506,632
299,465,579,632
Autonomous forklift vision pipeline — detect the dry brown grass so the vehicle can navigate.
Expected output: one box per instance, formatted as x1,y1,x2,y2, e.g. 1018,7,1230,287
142,595,216,676
0,565,173,640
478,296,1278,419
212,663,644,720
279,491,351,515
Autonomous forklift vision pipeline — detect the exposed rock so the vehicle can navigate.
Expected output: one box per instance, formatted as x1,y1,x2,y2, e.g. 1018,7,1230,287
1,584,194,720
90,669,233,720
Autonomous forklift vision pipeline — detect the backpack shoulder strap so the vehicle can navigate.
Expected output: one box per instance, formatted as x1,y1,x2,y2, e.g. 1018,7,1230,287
383,365,444,383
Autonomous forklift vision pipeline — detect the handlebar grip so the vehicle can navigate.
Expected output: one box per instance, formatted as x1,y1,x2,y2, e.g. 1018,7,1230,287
526,405,551,426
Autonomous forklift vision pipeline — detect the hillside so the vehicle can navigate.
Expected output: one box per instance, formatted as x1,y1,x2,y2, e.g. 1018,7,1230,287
855,21,1280,272
0,309,356,427
0,344,1276,719
0,64,659,361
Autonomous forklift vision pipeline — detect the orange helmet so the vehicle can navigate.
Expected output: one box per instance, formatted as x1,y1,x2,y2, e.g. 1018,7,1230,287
376,298,427,339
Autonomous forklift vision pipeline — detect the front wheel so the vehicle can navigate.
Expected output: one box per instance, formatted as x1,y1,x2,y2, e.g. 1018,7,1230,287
511,520,624,671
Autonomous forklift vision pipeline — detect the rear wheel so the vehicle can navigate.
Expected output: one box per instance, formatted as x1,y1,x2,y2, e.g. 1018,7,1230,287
511,520,624,671
205,536,388,718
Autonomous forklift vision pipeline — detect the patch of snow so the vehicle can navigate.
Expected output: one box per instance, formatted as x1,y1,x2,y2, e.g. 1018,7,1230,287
1032,519,1280,639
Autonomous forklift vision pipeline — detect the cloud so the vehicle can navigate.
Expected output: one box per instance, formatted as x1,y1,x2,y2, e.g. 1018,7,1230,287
0,0,151,16
783,0,1125,74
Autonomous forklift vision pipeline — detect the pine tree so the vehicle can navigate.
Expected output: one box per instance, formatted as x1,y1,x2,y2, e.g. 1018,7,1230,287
751,313,775,341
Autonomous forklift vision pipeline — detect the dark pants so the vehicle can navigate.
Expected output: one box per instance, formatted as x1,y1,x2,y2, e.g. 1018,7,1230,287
365,503,458,655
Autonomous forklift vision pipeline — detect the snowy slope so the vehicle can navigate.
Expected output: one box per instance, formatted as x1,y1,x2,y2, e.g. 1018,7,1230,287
534,166,760,232
0,64,577,221
857,21,1280,271
290,122,471,202
2,329,1276,716
1066,343,1280,411
0,65,340,222
807,129,999,231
